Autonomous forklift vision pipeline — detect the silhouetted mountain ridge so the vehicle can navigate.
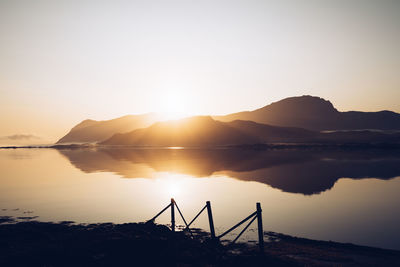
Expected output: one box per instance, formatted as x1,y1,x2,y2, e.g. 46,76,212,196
214,95,400,130
57,96,400,144
101,115,400,146
100,116,335,146
57,113,159,143
102,116,260,146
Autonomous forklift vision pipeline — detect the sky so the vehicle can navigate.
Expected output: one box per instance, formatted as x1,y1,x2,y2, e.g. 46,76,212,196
0,0,399,143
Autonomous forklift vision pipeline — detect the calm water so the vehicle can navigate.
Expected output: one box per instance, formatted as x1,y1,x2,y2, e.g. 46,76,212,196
1,147,400,250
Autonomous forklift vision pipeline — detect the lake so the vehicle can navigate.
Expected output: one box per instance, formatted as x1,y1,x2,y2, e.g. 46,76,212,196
1,147,400,250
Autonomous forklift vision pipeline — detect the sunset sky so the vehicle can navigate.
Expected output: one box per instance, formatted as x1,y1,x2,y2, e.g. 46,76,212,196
1,0,399,143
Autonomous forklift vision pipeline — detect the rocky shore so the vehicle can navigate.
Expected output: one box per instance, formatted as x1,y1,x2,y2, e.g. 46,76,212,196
1,217,400,266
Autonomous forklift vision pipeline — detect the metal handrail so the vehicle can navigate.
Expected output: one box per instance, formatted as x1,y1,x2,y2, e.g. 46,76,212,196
149,199,264,252
232,214,257,243
174,200,193,237
217,211,257,239
187,204,207,228
148,202,172,222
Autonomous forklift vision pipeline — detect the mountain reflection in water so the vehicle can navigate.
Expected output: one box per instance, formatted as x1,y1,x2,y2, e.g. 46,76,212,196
58,148,400,195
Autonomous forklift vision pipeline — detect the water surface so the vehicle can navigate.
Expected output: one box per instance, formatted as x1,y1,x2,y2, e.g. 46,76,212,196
1,148,400,250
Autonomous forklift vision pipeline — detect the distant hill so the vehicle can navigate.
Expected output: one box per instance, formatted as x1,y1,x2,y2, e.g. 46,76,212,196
57,95,400,144
100,116,400,146
57,114,158,143
101,116,323,146
101,116,260,146
213,95,400,131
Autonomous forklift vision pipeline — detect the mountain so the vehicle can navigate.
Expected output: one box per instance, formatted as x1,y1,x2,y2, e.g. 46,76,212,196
100,115,400,146
213,95,400,131
57,113,159,143
101,116,260,146
101,116,320,146
57,95,400,144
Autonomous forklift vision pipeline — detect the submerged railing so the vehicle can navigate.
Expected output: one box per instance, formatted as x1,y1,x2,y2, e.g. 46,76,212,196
148,198,264,252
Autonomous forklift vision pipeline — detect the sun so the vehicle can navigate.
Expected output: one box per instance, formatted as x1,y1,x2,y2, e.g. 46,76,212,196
156,89,194,121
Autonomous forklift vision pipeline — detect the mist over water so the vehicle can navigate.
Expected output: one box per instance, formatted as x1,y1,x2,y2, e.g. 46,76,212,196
1,148,400,250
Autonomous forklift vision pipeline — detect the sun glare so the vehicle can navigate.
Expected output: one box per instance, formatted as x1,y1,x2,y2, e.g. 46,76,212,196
167,183,181,197
155,173,186,198
156,89,194,121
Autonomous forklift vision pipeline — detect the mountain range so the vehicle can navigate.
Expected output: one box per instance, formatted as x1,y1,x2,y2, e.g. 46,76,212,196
100,116,319,146
100,116,400,146
57,95,400,146
214,95,400,131
57,113,158,143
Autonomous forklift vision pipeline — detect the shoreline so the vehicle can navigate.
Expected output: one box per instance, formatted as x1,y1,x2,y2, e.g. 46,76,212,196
1,218,399,266
1,142,400,150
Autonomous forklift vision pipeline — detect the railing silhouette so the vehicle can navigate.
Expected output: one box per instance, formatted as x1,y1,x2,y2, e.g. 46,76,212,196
148,198,264,252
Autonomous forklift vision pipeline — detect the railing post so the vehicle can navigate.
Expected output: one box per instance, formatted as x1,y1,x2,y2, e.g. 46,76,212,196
171,198,175,232
206,201,216,239
256,202,264,253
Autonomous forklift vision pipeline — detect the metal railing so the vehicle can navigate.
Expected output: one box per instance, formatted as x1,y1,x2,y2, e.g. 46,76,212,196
148,198,264,252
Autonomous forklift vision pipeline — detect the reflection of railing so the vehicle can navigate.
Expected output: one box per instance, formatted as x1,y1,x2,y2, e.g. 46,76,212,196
149,198,264,252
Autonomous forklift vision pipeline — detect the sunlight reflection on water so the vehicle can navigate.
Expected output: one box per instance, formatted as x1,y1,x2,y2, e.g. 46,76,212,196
1,148,400,250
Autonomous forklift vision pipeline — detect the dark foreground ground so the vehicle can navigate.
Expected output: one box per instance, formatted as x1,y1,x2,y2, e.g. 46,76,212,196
1,217,400,267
